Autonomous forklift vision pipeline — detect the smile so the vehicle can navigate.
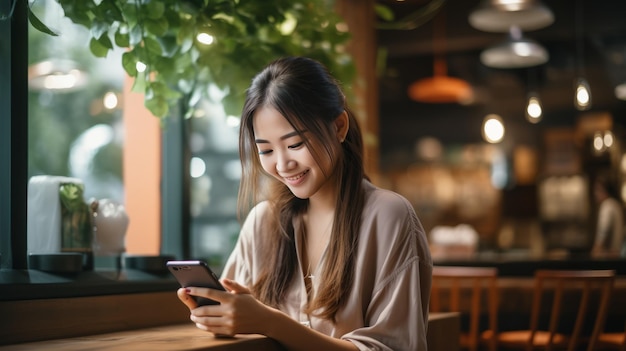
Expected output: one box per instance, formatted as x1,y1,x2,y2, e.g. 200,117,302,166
284,170,309,182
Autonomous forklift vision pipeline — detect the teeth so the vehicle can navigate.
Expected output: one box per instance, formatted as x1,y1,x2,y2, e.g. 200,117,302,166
286,170,307,181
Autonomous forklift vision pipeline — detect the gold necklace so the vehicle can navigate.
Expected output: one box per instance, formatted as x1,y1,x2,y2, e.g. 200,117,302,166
302,217,333,281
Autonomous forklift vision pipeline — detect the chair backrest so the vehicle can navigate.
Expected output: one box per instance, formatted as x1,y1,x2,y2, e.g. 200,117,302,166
529,269,615,351
430,266,498,351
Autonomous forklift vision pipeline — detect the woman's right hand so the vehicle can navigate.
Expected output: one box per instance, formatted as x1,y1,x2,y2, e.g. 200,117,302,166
176,282,276,337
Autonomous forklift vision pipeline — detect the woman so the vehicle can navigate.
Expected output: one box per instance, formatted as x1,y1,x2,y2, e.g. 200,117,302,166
592,175,625,257
177,56,432,350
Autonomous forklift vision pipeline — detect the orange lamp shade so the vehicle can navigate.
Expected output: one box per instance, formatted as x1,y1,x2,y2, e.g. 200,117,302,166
408,75,473,104
408,57,473,104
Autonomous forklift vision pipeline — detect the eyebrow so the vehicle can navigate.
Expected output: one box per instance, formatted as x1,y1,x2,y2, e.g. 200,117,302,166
255,130,304,144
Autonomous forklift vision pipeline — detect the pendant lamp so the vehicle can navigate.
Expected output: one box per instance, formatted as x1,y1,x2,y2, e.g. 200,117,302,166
469,0,554,33
408,58,473,104
407,9,473,104
574,0,591,110
480,26,549,69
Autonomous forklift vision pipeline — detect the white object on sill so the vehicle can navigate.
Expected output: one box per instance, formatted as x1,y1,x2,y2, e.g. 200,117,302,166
27,175,84,255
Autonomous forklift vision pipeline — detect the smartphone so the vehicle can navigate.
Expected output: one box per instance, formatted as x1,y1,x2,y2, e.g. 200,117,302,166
166,260,226,306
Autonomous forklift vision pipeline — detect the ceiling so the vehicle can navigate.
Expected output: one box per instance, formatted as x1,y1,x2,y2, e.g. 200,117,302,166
375,0,626,168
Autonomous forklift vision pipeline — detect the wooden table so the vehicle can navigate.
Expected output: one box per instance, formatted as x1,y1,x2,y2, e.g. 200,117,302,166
0,313,459,351
427,311,460,351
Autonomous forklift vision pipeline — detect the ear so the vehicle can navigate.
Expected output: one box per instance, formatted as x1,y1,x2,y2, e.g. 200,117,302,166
334,110,349,143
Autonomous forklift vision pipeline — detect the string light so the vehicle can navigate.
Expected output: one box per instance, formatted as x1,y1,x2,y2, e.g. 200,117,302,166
574,0,592,110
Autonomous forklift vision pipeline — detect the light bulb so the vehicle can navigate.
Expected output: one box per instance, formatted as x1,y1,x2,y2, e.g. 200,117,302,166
525,93,543,123
482,114,505,144
574,77,592,110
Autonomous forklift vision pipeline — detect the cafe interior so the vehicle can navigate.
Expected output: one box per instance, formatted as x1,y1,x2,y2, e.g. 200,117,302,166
1,0,626,350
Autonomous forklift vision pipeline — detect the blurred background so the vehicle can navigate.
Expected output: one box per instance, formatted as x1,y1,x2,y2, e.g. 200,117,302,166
374,0,626,256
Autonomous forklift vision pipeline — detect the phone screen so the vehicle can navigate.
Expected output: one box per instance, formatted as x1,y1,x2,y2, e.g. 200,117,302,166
166,260,226,306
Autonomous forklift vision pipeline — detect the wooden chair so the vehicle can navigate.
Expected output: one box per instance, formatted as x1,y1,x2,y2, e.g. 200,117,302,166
430,266,498,351
482,269,615,351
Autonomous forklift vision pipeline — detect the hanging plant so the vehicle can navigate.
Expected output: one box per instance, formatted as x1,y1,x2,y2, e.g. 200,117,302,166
25,0,355,119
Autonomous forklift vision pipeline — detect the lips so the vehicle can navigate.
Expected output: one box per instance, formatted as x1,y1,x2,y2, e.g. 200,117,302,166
283,170,309,183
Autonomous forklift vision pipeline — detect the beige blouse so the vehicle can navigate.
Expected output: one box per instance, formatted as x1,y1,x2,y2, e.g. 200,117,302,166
221,180,433,350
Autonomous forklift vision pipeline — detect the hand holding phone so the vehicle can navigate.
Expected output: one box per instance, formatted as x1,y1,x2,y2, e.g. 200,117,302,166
166,260,226,306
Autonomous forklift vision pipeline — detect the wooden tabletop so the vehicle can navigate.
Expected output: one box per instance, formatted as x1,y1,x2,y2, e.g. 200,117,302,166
0,324,285,351
0,313,460,351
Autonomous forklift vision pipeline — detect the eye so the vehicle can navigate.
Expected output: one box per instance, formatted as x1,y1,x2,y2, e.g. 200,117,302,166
258,148,273,155
288,141,304,149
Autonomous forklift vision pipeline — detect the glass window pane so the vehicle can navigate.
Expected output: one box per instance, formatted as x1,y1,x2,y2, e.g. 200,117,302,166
189,97,240,272
28,0,125,265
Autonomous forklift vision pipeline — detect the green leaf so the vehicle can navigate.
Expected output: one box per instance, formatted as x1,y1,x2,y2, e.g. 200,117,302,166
375,4,395,22
129,24,143,46
150,81,182,100
115,31,130,47
144,36,163,55
28,7,58,36
59,183,85,211
98,34,114,50
145,17,169,37
98,1,124,22
89,37,110,58
121,3,138,28
158,35,179,58
122,51,138,76
145,96,169,118
145,1,166,20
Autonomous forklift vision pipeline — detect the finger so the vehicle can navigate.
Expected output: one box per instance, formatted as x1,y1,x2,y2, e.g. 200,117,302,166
221,279,250,294
177,288,198,310
191,314,235,337
186,286,229,304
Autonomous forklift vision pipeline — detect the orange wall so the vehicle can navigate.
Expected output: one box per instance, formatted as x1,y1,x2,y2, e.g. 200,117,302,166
122,76,161,255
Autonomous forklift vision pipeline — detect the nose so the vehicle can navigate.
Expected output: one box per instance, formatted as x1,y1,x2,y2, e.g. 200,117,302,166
275,151,296,173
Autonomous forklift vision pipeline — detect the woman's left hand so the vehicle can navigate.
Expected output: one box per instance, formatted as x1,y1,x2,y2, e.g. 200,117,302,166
177,280,275,337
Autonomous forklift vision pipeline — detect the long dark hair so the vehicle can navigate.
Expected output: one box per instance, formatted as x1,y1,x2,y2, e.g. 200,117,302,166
237,56,366,320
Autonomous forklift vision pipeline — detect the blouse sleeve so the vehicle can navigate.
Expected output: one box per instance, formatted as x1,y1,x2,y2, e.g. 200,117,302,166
340,190,432,351
344,259,429,351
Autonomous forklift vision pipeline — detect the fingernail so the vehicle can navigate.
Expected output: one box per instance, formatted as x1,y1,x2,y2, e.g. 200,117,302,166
185,288,191,293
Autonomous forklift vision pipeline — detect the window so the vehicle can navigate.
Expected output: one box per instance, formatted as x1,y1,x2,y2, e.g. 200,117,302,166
27,0,126,269
0,0,239,300
0,0,161,299
188,95,241,271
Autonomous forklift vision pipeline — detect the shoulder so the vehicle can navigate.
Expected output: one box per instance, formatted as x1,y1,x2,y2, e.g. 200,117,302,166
359,180,426,244
359,180,430,259
240,201,271,236
362,180,416,219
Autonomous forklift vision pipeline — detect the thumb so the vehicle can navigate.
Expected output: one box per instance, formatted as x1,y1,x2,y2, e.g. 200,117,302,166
221,278,250,294
177,287,198,310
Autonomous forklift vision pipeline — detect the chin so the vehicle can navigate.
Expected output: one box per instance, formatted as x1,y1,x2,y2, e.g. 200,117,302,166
289,190,311,200
285,185,313,200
